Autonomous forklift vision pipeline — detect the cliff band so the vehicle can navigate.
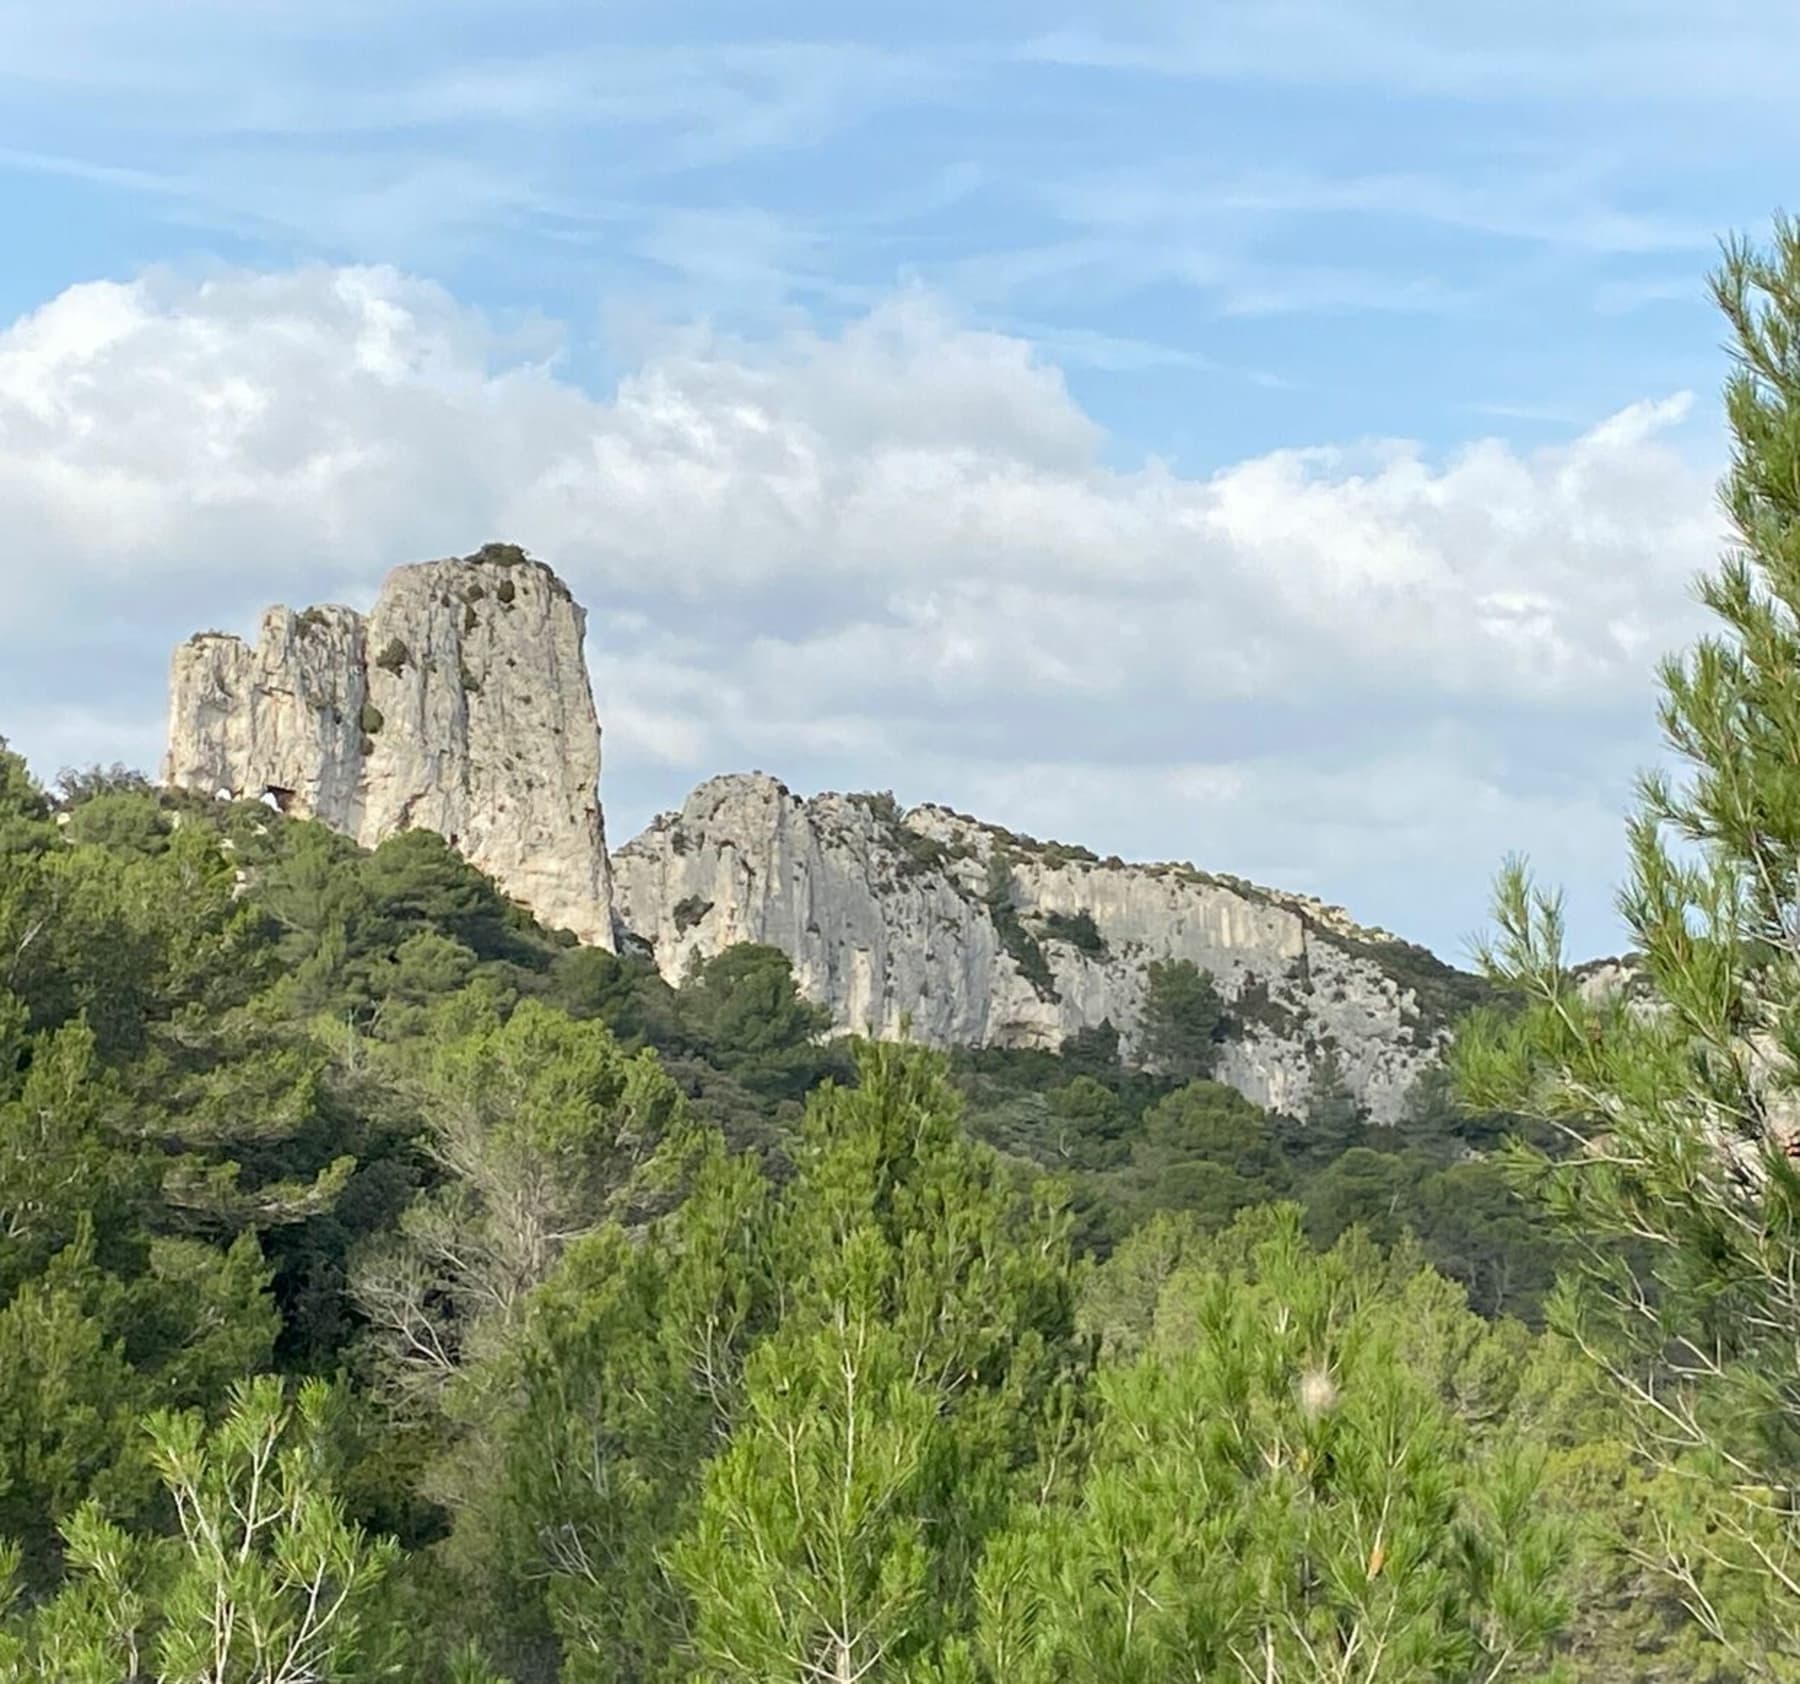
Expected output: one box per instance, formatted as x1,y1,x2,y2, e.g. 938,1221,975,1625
612,774,1468,1123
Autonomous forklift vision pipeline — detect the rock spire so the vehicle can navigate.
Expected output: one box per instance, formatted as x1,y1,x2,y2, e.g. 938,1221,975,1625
163,543,615,948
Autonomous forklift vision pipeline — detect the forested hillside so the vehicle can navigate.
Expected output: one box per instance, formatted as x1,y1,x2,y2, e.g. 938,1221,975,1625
0,750,1722,1679
10,221,1800,1682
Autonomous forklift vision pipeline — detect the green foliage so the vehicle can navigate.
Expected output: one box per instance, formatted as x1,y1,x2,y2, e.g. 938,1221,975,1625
358,701,384,736
352,994,691,1414
984,857,1058,1001
463,1142,770,1680
668,1042,1084,1683
677,943,847,1101
980,1207,1568,1684
1,1376,406,1682
543,944,686,1053
1453,216,1800,1675
357,829,520,963
375,638,410,675
1113,1079,1291,1232
671,893,711,932
1137,957,1224,1080
0,740,45,827
62,790,171,857
1040,907,1106,955
1045,1074,1130,1170
0,1219,276,1590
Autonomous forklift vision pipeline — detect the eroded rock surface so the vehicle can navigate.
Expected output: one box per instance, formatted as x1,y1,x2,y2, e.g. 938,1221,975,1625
163,544,615,947
613,774,1476,1121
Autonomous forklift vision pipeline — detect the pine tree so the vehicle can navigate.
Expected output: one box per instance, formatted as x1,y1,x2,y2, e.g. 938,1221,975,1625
1456,216,1800,1675
975,1207,1568,1684
352,991,691,1414
445,1135,771,1683
1,1377,405,1683
1136,959,1225,1081
668,1041,1084,1683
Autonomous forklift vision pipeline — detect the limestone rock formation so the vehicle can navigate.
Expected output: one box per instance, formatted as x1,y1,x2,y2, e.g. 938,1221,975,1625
612,774,1481,1123
163,544,615,948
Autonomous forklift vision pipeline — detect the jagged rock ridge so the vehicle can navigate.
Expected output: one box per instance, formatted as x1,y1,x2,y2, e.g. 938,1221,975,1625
612,774,1483,1123
163,544,615,948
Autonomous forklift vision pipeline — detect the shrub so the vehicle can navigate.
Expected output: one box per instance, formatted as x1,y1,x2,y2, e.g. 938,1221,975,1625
854,790,904,826
1231,972,1304,1038
375,638,410,676
1041,908,1107,956
359,702,384,736
673,895,712,933
985,857,1059,1001
496,578,517,607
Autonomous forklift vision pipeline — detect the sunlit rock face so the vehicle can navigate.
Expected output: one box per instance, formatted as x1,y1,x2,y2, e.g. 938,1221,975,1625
612,773,1465,1122
163,543,615,949
167,548,1472,1122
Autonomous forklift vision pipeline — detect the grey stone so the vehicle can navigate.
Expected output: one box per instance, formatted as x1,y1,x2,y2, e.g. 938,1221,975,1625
163,546,615,948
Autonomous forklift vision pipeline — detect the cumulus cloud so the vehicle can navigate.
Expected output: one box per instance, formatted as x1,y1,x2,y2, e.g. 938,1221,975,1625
0,264,1719,954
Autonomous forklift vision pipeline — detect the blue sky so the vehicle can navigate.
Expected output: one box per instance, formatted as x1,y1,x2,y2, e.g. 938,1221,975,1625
3,0,1794,962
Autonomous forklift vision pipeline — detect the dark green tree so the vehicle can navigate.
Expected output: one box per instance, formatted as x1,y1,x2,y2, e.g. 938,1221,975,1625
678,943,843,1101
1136,959,1225,1081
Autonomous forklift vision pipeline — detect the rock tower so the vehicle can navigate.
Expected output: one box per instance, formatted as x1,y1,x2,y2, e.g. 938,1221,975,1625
163,543,615,948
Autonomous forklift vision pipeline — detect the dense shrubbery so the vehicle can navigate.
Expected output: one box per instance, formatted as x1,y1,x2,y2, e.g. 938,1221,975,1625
0,747,1599,1679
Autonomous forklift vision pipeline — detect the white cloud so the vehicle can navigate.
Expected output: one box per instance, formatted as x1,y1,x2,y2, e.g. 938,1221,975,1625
0,263,1717,955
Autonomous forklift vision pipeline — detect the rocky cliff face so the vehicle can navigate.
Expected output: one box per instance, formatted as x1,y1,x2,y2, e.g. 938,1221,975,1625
164,547,1479,1122
163,544,615,948
612,774,1479,1123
